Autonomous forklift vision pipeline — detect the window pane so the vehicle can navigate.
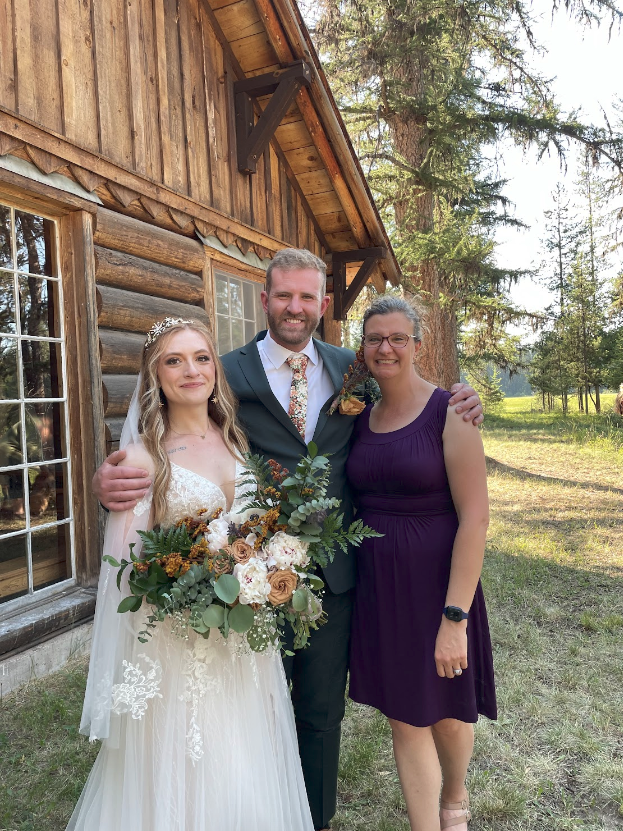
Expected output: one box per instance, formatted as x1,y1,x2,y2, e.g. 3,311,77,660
0,206,12,270
19,276,59,337
0,467,26,535
244,321,256,343
0,272,16,334
30,462,69,527
229,279,243,318
0,533,28,602
22,340,63,398
231,316,244,350
0,402,23,468
255,291,266,328
216,315,231,355
25,402,65,462
242,281,255,321
31,522,70,591
15,211,53,277
215,277,229,315
0,338,19,399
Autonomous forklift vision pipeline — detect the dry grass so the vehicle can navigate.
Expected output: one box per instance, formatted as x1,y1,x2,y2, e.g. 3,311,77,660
1,398,622,830
333,399,623,831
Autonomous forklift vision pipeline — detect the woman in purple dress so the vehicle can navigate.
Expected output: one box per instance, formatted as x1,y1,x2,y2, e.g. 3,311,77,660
346,296,496,831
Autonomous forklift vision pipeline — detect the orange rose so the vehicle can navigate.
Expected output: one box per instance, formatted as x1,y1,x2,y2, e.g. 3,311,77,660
230,538,254,564
267,569,298,606
339,396,366,416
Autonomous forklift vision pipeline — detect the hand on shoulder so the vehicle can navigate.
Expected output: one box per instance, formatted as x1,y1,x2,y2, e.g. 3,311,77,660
120,443,155,476
448,382,484,425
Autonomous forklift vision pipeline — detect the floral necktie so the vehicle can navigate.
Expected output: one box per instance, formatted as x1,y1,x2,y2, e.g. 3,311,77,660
286,354,309,438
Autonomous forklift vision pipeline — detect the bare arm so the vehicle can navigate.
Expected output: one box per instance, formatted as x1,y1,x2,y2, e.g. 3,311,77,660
448,382,484,426
434,407,489,679
92,448,152,512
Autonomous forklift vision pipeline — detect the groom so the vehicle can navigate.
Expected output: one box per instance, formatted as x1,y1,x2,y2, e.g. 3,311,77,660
93,248,482,830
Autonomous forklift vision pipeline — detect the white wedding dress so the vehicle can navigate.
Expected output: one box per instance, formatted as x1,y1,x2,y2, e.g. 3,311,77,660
68,461,314,831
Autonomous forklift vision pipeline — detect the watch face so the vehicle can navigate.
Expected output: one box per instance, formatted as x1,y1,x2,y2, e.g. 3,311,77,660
445,606,464,622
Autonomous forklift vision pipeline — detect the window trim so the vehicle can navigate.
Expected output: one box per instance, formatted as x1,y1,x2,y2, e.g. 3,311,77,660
212,264,267,356
0,201,77,606
0,182,103,640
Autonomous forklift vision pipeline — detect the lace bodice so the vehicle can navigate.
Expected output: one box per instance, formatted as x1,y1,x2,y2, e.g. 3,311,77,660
134,460,247,525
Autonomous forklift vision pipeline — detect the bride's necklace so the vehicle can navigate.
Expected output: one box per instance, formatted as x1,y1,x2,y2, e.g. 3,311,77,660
169,423,210,440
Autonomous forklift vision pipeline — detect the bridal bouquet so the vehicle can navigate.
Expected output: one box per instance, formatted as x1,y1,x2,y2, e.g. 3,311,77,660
104,443,380,653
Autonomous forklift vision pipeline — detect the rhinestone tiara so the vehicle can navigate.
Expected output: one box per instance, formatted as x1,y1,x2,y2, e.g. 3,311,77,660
144,317,194,351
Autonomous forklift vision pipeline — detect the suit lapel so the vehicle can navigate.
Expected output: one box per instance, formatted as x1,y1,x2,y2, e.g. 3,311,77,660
313,339,346,440
237,334,305,445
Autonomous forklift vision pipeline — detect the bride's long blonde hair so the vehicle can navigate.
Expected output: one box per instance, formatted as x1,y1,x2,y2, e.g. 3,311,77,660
139,319,248,525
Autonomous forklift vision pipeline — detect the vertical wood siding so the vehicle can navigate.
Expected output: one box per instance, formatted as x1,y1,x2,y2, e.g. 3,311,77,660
2,0,323,253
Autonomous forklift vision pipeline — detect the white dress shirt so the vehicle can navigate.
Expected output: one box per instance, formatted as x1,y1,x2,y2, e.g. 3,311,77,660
257,331,335,443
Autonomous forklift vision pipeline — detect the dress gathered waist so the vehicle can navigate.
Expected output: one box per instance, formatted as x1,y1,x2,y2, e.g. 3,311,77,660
357,492,455,517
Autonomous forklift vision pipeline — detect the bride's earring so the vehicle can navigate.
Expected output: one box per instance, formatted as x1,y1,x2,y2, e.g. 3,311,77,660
159,387,166,408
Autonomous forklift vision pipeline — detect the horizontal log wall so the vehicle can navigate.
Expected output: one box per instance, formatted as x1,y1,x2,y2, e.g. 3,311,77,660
94,209,210,449
1,0,325,257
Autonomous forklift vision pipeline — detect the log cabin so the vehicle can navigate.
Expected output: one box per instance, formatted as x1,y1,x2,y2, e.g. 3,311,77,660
0,0,400,688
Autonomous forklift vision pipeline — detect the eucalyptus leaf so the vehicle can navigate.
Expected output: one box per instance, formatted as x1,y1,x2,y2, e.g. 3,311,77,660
307,441,318,458
228,603,255,633
103,555,120,568
308,574,325,590
203,604,225,627
291,588,308,612
214,574,240,604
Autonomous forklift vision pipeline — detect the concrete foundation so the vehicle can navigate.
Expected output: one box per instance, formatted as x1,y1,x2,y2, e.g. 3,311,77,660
0,622,92,698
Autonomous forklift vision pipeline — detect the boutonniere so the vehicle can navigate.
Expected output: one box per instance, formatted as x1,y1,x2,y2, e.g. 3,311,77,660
328,342,380,416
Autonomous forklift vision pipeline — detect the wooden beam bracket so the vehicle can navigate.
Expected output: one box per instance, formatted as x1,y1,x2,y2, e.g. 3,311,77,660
234,61,312,174
332,247,388,320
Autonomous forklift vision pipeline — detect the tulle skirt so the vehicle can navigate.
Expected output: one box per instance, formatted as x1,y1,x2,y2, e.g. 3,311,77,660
67,626,313,831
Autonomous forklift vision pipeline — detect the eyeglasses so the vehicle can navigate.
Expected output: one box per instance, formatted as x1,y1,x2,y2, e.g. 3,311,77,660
362,333,418,348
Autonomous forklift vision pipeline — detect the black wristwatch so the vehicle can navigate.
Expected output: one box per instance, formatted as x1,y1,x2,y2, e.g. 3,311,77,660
443,605,469,622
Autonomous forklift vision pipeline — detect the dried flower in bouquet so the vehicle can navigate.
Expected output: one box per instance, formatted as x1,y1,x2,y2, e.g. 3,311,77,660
104,444,382,653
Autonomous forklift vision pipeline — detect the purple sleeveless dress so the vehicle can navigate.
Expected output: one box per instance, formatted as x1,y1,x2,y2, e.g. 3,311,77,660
346,388,497,726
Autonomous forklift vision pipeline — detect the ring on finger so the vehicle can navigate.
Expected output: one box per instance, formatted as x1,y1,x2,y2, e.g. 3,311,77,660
453,668,462,676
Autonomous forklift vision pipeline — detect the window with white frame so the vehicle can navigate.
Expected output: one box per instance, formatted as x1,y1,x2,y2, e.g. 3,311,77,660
214,269,265,355
0,203,73,605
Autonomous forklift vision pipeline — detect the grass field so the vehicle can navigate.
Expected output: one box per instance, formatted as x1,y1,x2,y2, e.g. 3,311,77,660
1,397,622,831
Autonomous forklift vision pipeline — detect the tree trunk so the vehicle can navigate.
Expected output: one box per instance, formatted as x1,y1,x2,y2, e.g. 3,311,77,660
388,58,460,390
388,149,460,390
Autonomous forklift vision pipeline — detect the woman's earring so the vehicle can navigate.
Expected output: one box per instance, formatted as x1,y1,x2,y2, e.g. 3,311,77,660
158,387,166,408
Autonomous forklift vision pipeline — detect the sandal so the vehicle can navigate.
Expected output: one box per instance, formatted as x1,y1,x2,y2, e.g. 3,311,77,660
439,794,471,829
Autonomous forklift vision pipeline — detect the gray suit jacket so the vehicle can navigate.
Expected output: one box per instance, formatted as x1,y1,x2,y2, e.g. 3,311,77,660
221,332,358,594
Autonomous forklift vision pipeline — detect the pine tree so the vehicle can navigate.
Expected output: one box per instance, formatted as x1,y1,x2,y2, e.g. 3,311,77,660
307,0,623,387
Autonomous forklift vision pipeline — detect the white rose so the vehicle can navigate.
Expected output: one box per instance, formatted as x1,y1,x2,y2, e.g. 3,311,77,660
206,517,230,554
233,558,272,605
265,531,310,570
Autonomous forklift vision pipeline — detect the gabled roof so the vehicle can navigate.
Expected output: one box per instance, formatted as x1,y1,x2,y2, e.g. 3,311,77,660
208,0,401,288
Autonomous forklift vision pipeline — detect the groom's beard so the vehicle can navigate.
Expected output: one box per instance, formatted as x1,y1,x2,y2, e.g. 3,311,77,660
266,309,320,346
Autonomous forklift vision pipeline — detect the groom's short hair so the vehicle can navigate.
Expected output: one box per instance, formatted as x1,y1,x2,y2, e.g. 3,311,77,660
265,248,327,296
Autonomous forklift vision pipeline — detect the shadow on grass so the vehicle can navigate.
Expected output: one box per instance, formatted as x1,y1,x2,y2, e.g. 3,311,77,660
485,456,623,496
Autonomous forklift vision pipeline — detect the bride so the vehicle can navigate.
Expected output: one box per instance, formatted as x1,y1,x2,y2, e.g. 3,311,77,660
69,317,314,831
